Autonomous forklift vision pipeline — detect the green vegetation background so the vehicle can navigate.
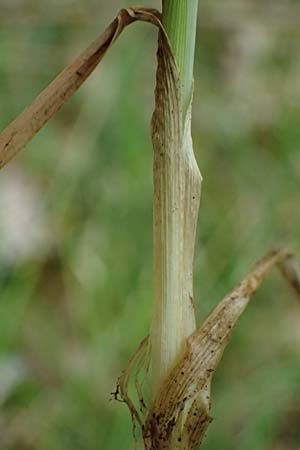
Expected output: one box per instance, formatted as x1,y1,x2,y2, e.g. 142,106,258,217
0,0,300,449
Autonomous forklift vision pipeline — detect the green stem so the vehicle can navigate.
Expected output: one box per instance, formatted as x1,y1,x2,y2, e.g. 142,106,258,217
162,0,199,115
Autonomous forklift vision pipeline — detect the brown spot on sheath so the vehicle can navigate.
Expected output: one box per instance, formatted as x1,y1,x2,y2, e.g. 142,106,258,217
155,413,162,424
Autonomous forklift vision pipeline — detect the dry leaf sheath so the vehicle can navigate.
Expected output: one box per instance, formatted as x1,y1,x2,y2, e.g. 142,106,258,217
151,26,202,396
119,250,300,450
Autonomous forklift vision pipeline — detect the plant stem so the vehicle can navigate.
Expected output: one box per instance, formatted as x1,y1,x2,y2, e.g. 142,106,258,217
162,0,199,115
151,0,201,399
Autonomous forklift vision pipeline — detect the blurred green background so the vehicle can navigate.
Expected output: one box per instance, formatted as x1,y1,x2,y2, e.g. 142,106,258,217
0,0,300,449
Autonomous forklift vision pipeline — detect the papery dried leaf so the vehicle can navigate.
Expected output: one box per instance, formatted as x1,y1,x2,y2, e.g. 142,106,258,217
117,336,151,430
145,249,300,450
0,7,161,169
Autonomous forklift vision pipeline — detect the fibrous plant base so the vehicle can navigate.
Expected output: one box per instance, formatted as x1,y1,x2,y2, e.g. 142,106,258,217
118,249,300,450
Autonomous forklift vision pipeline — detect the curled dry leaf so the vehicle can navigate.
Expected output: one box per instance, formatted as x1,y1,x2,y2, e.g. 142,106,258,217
145,249,300,450
119,249,300,450
0,7,162,169
118,336,151,430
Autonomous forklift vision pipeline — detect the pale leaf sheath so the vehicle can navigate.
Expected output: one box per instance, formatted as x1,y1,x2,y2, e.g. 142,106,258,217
0,7,161,169
151,27,202,396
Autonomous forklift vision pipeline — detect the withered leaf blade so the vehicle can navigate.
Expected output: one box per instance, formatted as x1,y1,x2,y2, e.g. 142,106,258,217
143,249,300,450
0,7,161,170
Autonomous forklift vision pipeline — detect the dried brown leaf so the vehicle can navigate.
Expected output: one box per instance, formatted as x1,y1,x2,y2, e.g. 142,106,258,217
144,249,300,450
0,7,161,169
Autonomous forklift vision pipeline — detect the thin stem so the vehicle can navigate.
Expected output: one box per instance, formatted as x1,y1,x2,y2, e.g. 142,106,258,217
162,0,199,114
151,1,201,399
